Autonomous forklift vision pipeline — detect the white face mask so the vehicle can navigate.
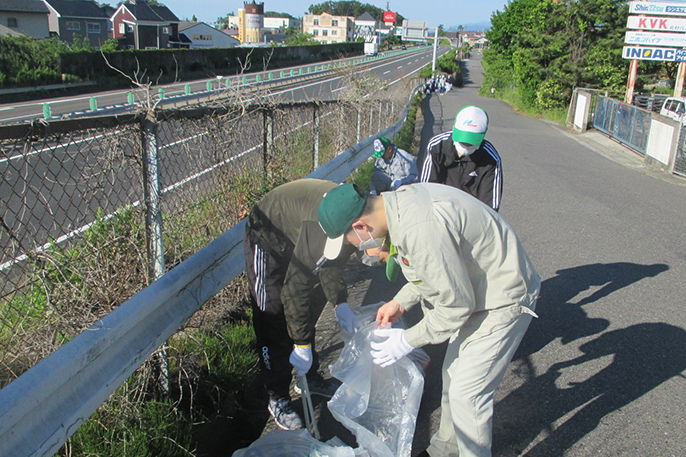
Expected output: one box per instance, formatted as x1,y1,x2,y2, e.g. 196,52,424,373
454,142,480,157
353,227,384,252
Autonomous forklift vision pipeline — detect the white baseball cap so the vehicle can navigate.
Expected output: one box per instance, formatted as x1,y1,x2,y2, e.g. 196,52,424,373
452,106,488,145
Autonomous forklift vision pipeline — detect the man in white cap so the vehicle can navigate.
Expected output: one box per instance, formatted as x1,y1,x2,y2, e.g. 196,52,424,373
318,182,540,457
370,136,419,195
420,105,503,211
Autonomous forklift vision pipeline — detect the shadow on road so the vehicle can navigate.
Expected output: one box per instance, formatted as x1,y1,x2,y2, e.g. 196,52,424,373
492,262,680,456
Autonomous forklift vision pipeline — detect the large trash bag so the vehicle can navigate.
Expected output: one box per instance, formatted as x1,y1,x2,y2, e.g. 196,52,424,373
328,303,426,457
231,429,356,457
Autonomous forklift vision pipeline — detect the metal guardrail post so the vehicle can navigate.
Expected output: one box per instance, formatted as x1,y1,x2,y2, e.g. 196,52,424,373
141,114,168,394
185,84,191,95
127,92,134,104
43,103,51,119
158,88,165,99
313,105,321,170
206,81,212,91
243,76,248,85
89,97,97,111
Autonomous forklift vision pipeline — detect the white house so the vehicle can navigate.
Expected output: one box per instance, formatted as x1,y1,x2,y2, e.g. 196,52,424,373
178,21,239,49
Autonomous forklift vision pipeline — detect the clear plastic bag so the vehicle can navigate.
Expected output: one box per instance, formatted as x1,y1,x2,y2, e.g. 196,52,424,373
328,303,426,457
231,429,356,457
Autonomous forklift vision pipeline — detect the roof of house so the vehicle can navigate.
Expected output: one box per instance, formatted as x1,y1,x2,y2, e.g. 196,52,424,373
44,0,108,18
0,0,49,14
123,1,180,23
355,12,376,22
0,23,25,36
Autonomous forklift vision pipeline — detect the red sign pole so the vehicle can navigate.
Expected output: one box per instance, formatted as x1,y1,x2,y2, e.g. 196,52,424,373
675,62,686,97
625,59,639,103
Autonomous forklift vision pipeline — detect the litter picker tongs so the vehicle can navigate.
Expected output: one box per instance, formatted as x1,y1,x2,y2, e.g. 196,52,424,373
298,375,320,439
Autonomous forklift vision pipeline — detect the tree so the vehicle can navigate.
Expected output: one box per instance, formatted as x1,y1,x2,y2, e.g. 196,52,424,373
284,32,317,46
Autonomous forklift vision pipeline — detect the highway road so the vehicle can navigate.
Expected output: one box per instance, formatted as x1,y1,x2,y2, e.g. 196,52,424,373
0,46,447,272
0,46,442,125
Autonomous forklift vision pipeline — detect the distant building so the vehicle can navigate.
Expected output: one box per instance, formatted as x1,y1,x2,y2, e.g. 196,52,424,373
354,12,376,40
0,0,49,39
43,0,110,46
238,1,264,44
263,16,300,31
111,0,183,50
179,21,239,49
303,12,354,44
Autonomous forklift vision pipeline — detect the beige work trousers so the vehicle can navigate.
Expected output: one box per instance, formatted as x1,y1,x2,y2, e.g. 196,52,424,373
426,303,536,457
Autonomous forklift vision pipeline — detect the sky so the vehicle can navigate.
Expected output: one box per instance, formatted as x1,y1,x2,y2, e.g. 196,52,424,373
158,0,506,30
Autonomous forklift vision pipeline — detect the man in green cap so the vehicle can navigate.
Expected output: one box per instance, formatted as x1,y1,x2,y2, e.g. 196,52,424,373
420,105,503,211
318,182,540,457
370,136,419,195
244,179,358,430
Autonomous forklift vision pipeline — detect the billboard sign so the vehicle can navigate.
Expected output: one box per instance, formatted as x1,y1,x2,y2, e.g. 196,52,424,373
629,1,686,16
245,13,262,29
625,30,686,46
383,11,396,23
622,45,686,61
627,16,686,32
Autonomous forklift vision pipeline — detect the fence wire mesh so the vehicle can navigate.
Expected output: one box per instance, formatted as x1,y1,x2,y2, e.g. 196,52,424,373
0,84,410,387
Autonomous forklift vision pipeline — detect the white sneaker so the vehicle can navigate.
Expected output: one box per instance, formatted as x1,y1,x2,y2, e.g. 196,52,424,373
268,397,303,430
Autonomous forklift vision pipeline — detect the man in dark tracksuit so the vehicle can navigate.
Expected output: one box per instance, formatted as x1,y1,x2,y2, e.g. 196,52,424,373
420,105,503,211
244,179,356,430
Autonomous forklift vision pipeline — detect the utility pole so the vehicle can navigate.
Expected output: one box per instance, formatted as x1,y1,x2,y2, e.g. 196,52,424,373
431,26,438,75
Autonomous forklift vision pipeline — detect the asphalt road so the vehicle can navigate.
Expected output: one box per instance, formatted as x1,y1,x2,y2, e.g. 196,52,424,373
253,53,686,457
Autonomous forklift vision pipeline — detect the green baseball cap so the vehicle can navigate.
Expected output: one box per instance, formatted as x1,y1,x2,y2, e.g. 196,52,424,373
452,106,489,145
373,137,391,158
318,183,368,259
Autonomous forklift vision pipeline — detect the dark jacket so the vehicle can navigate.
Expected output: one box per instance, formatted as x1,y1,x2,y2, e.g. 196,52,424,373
420,132,503,211
245,179,352,344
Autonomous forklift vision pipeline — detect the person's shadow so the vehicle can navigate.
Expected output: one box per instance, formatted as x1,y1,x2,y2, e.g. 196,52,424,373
394,261,671,455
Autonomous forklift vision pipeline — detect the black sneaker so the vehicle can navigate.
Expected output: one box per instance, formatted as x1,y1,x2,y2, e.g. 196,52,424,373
294,375,341,398
268,397,303,430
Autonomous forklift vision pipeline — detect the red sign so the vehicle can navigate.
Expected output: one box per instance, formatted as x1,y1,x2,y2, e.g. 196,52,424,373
383,11,396,23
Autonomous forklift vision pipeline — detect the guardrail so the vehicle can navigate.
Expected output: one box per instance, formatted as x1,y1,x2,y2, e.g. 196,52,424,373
0,84,422,457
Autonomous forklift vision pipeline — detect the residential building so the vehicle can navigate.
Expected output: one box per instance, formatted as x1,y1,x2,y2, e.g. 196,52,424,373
111,0,183,50
43,0,109,46
263,16,300,32
303,12,354,44
179,21,239,49
354,12,376,41
0,0,50,39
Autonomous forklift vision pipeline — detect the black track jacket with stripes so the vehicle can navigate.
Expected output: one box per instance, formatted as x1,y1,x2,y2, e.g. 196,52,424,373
245,179,353,345
420,132,503,211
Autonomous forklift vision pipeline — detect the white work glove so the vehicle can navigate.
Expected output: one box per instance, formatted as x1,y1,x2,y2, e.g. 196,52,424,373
335,302,359,333
390,178,403,190
289,344,313,376
370,327,414,367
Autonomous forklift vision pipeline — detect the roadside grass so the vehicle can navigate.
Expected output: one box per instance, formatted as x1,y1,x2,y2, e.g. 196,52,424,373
480,85,568,125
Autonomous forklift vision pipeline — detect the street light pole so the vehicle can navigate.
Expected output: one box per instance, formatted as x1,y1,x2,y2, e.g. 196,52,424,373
431,26,438,75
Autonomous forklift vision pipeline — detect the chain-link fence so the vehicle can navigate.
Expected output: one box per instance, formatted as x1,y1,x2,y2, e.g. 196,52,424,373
0,81,416,387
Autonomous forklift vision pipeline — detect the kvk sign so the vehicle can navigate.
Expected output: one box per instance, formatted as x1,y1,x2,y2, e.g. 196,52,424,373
626,16,686,32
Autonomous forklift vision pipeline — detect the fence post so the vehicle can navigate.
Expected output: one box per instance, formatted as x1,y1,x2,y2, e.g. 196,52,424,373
141,114,169,394
89,97,97,111
128,92,135,104
313,104,321,171
378,101,382,132
355,107,362,144
206,81,212,91
263,109,274,176
185,84,191,95
43,103,51,119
